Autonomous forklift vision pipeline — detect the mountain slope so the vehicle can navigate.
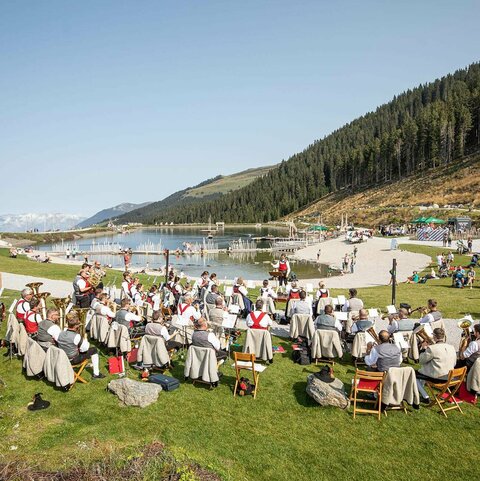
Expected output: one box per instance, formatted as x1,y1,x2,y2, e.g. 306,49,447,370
76,202,152,228
119,165,275,224
117,62,480,225
289,152,480,226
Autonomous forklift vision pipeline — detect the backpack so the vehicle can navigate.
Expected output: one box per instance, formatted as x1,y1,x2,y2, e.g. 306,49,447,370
236,377,255,396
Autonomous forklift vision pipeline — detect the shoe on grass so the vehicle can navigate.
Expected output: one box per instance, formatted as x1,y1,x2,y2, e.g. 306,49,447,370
420,396,430,404
92,373,106,379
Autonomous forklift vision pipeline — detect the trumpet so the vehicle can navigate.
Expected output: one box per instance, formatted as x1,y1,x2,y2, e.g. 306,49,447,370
413,325,434,345
366,326,380,344
458,316,474,353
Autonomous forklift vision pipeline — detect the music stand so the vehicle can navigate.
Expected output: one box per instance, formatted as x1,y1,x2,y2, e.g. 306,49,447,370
222,313,238,357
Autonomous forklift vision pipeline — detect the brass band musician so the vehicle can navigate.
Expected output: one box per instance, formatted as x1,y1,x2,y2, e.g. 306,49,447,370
458,324,480,370
418,299,442,324
387,308,414,335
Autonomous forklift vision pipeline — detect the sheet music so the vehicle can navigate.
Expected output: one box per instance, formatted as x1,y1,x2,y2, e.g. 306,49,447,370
331,297,339,305
386,305,397,314
337,295,346,305
222,313,237,329
365,331,376,344
232,361,266,372
224,286,233,297
228,304,240,315
171,315,190,328
393,332,409,349
334,311,348,321
368,308,379,318
424,323,434,336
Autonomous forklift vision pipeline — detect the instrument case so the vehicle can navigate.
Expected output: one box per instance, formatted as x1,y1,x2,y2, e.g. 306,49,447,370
148,373,180,391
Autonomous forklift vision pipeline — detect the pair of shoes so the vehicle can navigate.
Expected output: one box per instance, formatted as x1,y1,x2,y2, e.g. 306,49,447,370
268,359,274,364
420,396,430,404
92,373,106,379
412,403,420,410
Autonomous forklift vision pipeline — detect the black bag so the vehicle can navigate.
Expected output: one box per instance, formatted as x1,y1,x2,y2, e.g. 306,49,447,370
292,347,311,365
148,373,180,391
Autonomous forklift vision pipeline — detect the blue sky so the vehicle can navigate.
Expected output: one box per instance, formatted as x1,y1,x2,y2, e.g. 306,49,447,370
1,0,479,217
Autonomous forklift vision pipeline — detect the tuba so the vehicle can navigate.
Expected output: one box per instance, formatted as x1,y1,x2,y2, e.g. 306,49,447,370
26,282,43,295
458,316,474,353
413,325,434,345
52,296,71,330
72,307,89,339
366,326,380,344
36,291,51,319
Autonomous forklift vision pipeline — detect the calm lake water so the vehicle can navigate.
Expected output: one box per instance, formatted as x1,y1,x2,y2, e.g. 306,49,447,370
39,227,331,281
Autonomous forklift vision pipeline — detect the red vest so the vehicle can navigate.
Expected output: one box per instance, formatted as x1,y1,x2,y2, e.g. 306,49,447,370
233,285,240,294
319,289,328,299
24,311,39,334
250,311,267,330
16,299,28,321
279,260,288,272
289,290,300,300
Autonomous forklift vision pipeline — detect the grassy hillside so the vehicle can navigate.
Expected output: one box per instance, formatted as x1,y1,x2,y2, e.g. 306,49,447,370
185,166,274,198
289,152,480,226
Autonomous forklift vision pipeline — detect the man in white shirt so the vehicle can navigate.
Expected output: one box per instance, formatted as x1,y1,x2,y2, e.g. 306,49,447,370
293,290,313,316
342,288,364,313
74,269,93,308
259,279,277,315
351,309,374,334
90,288,104,311
16,287,33,321
97,293,117,320
121,272,133,300
145,314,183,351
419,299,442,324
246,299,273,330
315,305,342,332
177,294,201,324
115,298,143,329
36,308,62,350
387,308,415,335
365,330,402,372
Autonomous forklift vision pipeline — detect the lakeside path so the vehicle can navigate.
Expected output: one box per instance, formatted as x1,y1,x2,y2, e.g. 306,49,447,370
293,235,433,288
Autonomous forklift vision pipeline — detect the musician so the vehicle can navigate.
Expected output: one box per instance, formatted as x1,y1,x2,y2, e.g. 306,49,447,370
24,298,43,335
209,297,227,326
36,308,61,350
419,299,442,324
286,281,300,300
341,288,364,312
458,324,480,370
177,294,201,324
365,330,402,372
92,261,106,289
145,313,183,351
272,254,290,290
121,272,133,300
57,313,105,379
314,305,342,332
16,287,34,321
387,308,415,335
415,327,456,403
205,285,221,305
197,271,210,298
115,298,143,329
74,269,93,308
315,282,330,300
233,277,252,313
293,290,313,316
90,287,104,310
259,279,277,315
207,273,218,291
246,299,273,330
97,294,117,320
191,317,228,362
351,309,374,334
133,283,146,307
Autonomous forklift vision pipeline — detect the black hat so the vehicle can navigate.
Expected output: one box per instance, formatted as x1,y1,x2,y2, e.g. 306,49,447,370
27,393,50,411
314,365,335,383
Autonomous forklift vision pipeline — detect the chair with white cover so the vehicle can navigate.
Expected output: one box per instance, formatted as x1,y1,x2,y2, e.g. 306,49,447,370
289,314,315,340
350,332,368,365
137,335,171,369
17,323,28,357
381,366,420,415
467,358,480,394
43,346,75,389
5,312,20,356
345,311,359,334
243,329,273,362
310,330,343,364
257,296,276,316
184,345,220,386
106,323,132,354
89,314,101,341
23,337,46,377
96,315,110,345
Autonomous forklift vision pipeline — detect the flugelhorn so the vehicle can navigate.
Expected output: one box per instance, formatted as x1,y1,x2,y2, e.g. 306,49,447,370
413,325,434,345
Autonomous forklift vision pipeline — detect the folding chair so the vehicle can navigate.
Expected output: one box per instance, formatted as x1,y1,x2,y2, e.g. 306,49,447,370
426,367,467,418
350,369,386,420
234,352,261,399
70,359,89,390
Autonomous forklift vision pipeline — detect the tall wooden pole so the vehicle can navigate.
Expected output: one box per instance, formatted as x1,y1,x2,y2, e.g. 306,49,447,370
392,258,397,306
165,249,170,285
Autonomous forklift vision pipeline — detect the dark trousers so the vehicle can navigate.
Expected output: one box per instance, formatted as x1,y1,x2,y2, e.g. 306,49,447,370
71,346,97,365
216,350,228,361
279,273,288,286
165,340,183,351
76,295,90,308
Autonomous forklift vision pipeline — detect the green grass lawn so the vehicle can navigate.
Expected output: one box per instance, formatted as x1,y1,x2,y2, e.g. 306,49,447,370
1,245,480,480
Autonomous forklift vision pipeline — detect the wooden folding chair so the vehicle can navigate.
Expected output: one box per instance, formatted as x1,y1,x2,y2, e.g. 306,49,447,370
234,352,260,399
350,369,386,420
69,359,89,390
426,367,467,418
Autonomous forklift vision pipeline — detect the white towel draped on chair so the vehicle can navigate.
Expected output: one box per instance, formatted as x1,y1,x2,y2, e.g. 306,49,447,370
44,346,75,388
382,366,420,406
106,323,131,353
467,358,480,393
137,335,170,367
310,330,343,359
243,329,273,362
23,337,46,377
289,314,315,340
184,345,219,383
350,332,368,359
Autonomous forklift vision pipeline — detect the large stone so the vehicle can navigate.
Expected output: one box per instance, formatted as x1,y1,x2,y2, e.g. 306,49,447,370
108,378,162,407
306,374,350,409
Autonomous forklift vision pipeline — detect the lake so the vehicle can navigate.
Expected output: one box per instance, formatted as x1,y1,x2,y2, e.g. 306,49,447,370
38,227,332,281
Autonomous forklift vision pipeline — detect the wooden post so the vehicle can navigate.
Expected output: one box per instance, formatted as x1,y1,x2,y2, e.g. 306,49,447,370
165,249,170,285
392,259,397,306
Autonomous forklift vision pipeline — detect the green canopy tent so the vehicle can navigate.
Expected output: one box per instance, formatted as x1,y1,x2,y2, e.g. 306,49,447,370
411,217,428,224
308,225,328,231
424,217,446,224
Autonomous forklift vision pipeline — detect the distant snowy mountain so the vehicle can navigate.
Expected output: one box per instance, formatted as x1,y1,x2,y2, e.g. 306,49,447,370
76,202,152,228
0,213,86,232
